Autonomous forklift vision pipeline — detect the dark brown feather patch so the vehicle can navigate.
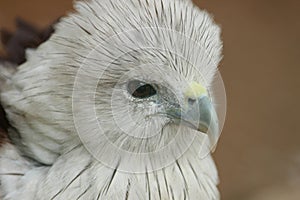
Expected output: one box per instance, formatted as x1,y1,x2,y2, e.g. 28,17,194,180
0,104,9,146
0,18,57,65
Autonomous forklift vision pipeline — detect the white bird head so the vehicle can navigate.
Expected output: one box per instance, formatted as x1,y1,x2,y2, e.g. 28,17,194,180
0,0,226,199
59,0,224,171
1,0,223,168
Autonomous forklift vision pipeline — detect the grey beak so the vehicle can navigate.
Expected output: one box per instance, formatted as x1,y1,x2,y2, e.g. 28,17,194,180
167,95,219,146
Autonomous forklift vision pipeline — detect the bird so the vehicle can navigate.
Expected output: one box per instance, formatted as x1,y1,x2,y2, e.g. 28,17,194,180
0,0,223,199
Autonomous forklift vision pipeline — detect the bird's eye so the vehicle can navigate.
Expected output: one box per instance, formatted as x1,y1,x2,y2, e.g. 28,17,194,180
127,80,157,99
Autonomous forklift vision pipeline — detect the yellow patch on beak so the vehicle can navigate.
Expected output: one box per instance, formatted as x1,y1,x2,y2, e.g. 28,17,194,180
184,82,208,99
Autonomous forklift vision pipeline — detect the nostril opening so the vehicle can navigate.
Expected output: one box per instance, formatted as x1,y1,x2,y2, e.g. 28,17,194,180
188,98,196,105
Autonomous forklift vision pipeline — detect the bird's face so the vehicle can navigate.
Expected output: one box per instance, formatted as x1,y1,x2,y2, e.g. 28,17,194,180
91,51,219,158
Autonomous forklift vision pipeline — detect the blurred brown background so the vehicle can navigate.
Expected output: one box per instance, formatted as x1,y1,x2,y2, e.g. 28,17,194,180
1,0,299,199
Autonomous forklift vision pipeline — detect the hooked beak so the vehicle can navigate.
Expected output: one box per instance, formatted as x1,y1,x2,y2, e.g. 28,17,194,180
166,82,219,146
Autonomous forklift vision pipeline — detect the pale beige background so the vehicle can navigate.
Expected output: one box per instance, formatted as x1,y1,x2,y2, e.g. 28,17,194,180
1,0,300,199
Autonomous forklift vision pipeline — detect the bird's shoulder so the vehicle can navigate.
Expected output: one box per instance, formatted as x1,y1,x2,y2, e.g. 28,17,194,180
0,18,57,146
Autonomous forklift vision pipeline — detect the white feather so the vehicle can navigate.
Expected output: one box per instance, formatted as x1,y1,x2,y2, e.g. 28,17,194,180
0,0,222,199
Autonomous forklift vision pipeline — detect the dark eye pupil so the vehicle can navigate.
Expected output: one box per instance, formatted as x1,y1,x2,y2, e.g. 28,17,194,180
128,80,157,99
